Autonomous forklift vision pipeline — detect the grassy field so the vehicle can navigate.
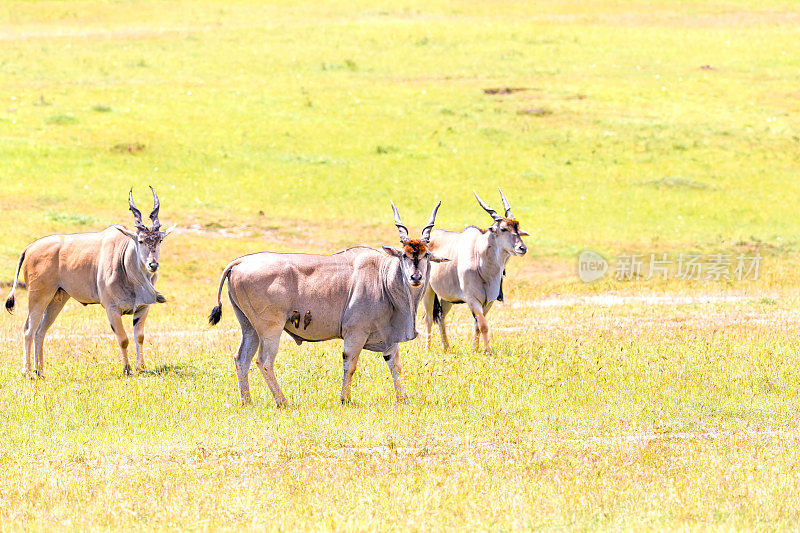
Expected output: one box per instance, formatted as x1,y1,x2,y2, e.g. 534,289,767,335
2,0,800,529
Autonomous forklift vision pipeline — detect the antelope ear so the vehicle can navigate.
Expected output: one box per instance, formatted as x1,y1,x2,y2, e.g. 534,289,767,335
428,254,451,263
161,223,178,239
381,246,403,257
519,229,530,237
113,224,139,241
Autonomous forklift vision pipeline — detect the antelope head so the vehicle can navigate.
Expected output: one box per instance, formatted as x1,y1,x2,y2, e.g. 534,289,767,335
115,186,176,274
382,201,450,288
474,188,529,256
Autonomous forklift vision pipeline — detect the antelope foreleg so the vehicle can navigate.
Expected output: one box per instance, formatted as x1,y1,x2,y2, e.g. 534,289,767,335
438,317,450,352
106,309,131,375
383,345,406,401
422,289,435,352
132,306,150,372
468,301,492,354
436,298,453,352
340,334,367,404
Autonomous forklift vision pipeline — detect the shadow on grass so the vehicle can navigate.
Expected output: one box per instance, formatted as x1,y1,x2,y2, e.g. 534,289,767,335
140,363,200,378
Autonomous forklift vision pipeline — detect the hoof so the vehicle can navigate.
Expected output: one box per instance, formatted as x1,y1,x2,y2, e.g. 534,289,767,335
22,371,34,380
123,365,132,376
276,401,289,409
136,365,148,373
34,370,45,380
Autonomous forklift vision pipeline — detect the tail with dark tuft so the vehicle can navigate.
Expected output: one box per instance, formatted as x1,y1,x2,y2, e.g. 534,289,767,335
209,259,240,327
432,294,443,324
5,249,25,314
209,304,223,326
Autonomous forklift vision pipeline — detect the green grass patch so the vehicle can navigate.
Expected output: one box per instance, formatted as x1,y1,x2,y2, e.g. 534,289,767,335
1,0,800,528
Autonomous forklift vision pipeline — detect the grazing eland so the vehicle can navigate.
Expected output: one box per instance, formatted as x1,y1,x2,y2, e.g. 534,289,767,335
5,187,175,377
422,189,529,353
208,202,448,406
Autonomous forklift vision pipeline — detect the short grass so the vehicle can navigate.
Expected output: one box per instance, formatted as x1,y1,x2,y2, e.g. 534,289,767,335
1,0,800,530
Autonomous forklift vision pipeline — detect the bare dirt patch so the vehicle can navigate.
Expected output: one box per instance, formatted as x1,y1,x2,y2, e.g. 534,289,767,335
517,107,552,116
174,223,276,240
425,291,799,338
110,142,145,154
483,87,530,95
0,24,213,42
509,293,752,309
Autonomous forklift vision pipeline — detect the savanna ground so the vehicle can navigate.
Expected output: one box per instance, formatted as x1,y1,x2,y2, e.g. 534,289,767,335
1,0,800,529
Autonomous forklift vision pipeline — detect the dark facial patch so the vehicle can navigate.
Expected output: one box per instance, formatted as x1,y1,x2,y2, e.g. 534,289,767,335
403,239,428,258
503,219,520,233
139,230,163,248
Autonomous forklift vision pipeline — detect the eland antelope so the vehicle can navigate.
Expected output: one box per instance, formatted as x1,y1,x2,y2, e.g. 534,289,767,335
208,202,448,406
423,189,529,353
5,187,175,377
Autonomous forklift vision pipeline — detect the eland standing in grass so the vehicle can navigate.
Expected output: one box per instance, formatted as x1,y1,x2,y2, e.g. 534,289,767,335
5,187,175,377
423,189,529,353
208,202,448,406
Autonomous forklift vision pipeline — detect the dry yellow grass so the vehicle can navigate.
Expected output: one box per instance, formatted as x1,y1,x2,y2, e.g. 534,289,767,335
2,0,800,529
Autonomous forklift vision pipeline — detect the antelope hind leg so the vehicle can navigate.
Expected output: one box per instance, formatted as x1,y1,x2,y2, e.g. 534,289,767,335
234,329,259,405
22,289,56,379
256,332,287,407
33,289,70,378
